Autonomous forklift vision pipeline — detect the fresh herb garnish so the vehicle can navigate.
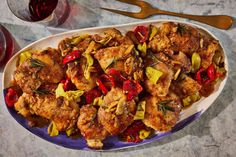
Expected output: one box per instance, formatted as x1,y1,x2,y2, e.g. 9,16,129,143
33,89,50,95
177,24,186,36
158,100,175,115
88,113,97,128
148,51,160,67
30,58,45,68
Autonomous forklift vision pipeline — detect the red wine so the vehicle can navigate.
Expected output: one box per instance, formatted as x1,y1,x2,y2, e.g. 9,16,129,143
29,0,58,21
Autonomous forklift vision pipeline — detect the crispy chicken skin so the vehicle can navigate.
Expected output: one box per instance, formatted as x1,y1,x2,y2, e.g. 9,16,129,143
14,48,64,94
77,105,109,149
98,88,136,135
145,62,173,97
14,93,79,131
143,93,182,132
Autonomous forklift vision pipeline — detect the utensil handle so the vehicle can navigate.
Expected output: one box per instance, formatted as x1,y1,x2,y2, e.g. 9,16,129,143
155,10,233,30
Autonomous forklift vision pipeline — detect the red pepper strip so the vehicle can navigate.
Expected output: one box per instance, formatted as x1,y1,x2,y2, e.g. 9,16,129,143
195,68,205,84
97,79,108,94
207,64,216,80
123,80,143,101
123,121,146,143
5,88,18,108
134,26,149,43
96,74,115,94
84,88,102,104
62,50,81,64
108,68,127,86
195,64,217,85
61,77,76,91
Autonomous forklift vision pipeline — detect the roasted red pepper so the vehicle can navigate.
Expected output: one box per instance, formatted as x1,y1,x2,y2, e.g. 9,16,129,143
123,80,143,101
108,68,127,86
62,50,81,64
61,77,76,91
195,68,206,84
97,74,115,94
134,26,149,43
84,88,102,104
5,88,18,108
122,121,146,143
195,64,218,85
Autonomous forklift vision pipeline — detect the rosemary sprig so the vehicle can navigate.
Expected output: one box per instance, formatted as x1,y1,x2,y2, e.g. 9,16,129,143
30,58,45,68
177,24,186,36
147,51,160,67
33,89,50,95
88,113,97,128
158,100,175,115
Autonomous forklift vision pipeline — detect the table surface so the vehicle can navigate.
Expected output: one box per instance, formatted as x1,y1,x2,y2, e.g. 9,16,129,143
0,0,236,157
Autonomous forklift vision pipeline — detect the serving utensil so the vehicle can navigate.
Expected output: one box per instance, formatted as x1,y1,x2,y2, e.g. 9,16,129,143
101,0,233,30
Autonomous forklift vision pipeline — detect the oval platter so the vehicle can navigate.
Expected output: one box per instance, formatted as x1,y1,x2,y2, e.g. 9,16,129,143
2,19,228,151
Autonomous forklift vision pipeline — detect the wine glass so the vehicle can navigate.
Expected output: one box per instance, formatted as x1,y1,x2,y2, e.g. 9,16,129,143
7,0,70,26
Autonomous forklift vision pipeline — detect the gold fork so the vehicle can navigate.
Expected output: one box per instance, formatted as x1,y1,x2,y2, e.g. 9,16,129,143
101,0,233,30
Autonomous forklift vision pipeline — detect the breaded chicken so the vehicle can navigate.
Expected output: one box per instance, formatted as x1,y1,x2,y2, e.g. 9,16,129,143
92,28,133,47
198,40,220,69
14,48,64,94
98,88,136,135
66,58,98,91
104,28,133,47
148,22,200,55
14,93,79,131
154,51,191,72
145,62,173,97
172,75,201,98
94,45,134,71
143,92,182,132
77,105,109,149
124,55,144,81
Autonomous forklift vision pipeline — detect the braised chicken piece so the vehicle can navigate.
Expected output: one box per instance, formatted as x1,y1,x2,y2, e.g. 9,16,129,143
77,105,109,149
14,93,79,131
148,33,171,52
124,55,144,81
145,62,173,97
92,28,133,47
14,48,64,94
94,45,134,71
198,40,220,69
154,50,191,72
93,28,145,81
143,92,182,132
66,58,98,91
148,22,200,55
58,35,96,56
98,88,136,135
171,74,202,98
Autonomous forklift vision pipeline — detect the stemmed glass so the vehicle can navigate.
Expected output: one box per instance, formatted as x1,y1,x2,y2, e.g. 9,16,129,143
7,0,70,26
